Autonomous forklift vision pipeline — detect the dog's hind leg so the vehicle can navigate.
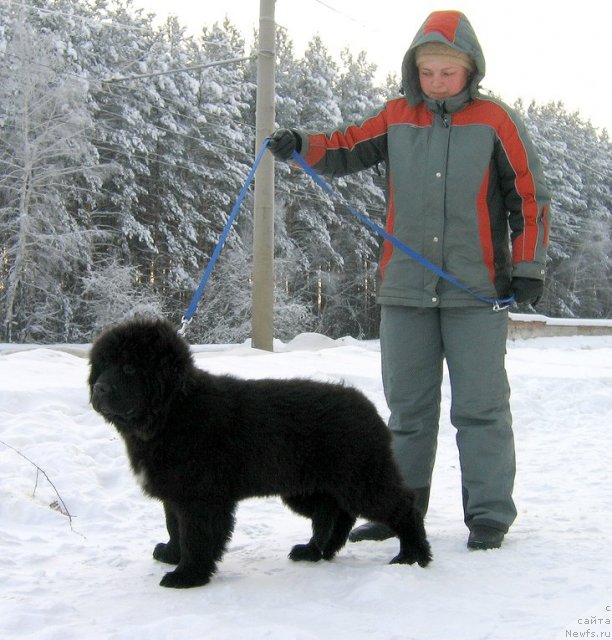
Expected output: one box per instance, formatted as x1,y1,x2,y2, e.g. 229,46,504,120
384,491,432,567
283,494,327,561
283,493,352,562
360,488,432,568
320,509,355,560
388,503,432,567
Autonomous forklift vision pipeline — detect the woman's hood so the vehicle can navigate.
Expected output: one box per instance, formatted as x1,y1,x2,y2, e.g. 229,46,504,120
401,11,486,107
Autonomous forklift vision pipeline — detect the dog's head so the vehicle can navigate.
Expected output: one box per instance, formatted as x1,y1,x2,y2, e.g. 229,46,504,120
88,318,193,440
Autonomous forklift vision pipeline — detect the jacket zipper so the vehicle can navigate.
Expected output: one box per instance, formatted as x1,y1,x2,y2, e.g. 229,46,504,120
437,101,450,128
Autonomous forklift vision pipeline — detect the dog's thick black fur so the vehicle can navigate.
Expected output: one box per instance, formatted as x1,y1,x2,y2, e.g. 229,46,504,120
89,318,432,588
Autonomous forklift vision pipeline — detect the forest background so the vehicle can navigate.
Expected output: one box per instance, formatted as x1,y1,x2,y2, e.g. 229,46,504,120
1,0,610,344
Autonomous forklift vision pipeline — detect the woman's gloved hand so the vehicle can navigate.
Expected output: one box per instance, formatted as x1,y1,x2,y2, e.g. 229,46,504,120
268,129,301,161
510,277,543,305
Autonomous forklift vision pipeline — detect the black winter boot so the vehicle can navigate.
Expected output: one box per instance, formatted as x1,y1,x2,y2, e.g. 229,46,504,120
348,521,394,542
348,487,430,543
467,525,505,550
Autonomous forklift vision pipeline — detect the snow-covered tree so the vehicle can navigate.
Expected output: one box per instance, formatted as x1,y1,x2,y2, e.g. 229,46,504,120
0,6,100,341
320,48,386,337
175,19,258,339
523,101,612,318
273,36,346,328
81,259,163,334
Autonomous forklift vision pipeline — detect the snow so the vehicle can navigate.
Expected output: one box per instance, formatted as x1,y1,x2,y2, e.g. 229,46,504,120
509,313,612,328
1,332,611,640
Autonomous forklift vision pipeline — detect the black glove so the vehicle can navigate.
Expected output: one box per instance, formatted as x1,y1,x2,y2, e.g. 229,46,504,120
268,128,301,161
510,277,543,305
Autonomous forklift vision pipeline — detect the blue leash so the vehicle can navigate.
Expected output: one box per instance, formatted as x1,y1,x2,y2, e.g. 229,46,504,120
180,139,512,335
290,149,514,311
179,139,270,335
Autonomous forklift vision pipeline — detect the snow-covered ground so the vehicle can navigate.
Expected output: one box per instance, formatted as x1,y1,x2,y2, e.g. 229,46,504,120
1,331,611,640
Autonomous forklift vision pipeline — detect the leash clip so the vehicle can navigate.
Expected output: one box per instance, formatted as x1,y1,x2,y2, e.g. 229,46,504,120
492,301,510,312
177,316,192,337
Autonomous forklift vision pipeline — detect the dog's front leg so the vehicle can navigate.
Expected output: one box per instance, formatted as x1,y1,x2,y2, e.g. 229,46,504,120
153,501,181,565
159,500,236,588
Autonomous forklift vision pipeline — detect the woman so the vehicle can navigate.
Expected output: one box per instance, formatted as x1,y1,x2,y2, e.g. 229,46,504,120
268,10,550,550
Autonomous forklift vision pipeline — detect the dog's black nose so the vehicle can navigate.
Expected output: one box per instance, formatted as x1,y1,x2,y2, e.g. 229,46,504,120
93,380,110,397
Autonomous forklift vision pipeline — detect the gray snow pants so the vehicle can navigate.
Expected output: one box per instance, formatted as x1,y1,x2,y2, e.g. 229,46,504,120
380,305,517,532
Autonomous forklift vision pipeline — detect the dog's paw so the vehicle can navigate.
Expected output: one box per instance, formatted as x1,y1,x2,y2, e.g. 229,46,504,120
389,544,432,567
288,543,323,562
153,542,181,565
389,551,415,565
160,569,211,589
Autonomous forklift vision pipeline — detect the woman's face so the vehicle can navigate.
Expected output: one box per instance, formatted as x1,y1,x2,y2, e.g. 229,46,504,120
418,61,470,100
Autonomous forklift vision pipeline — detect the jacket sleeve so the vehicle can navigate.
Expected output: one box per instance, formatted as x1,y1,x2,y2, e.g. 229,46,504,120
294,108,389,178
494,109,551,280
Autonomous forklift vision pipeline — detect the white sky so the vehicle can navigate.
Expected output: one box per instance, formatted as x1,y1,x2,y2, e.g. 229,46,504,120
134,0,611,132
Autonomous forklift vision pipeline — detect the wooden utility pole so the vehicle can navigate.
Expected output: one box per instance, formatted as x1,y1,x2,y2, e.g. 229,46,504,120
252,0,276,351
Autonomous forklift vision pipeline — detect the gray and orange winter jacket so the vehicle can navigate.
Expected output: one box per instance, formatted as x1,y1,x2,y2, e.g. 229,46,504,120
293,10,551,307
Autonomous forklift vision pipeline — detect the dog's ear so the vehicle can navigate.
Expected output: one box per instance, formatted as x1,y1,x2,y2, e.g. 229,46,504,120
173,343,197,395
152,321,196,394
88,341,110,388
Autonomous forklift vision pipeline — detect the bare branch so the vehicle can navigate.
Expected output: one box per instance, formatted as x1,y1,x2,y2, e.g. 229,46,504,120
0,439,84,537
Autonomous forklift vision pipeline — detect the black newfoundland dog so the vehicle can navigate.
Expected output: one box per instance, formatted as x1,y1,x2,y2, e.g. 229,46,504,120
89,318,431,588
